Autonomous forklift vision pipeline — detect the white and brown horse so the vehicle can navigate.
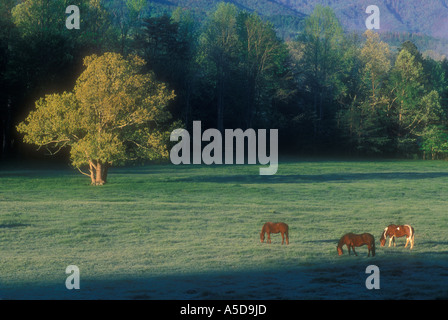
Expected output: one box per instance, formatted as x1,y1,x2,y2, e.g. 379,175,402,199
380,224,415,249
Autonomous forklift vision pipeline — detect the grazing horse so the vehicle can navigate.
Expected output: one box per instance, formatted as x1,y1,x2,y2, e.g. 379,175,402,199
380,224,414,249
260,222,289,245
337,233,375,257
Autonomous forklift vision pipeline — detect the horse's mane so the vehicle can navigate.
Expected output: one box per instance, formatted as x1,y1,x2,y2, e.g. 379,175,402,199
380,227,388,240
337,235,347,248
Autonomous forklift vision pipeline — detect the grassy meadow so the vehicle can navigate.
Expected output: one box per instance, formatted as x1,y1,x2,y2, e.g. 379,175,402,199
0,158,448,299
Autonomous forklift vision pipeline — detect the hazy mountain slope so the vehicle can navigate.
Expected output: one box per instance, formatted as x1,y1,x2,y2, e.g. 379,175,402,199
273,0,448,40
147,0,448,40
145,0,448,56
147,0,305,18
146,0,307,39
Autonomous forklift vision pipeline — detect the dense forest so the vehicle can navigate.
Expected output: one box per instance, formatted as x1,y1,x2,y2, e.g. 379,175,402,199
1,0,448,163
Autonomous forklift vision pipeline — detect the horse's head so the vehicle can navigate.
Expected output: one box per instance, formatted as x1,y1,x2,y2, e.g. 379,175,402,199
337,246,343,256
260,232,265,243
380,228,388,246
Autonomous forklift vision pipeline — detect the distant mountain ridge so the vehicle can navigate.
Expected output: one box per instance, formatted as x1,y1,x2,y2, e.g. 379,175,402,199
145,0,448,57
272,0,448,40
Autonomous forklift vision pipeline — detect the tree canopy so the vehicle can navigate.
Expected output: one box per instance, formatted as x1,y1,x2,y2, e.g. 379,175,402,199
17,52,175,185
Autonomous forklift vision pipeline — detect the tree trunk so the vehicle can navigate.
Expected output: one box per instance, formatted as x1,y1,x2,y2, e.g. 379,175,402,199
216,57,226,133
184,82,191,126
217,73,224,133
95,161,105,185
89,160,109,185
102,163,109,184
245,75,256,128
89,161,96,185
1,98,12,159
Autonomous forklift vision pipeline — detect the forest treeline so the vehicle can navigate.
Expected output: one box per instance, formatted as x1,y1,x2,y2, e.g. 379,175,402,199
1,0,448,161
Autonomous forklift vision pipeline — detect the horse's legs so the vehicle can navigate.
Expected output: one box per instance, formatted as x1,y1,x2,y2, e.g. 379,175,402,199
286,231,289,245
406,235,415,249
388,237,393,247
351,245,357,256
281,232,284,245
267,233,271,244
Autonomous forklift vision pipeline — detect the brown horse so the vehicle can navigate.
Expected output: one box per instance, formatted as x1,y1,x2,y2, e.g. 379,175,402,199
337,233,375,257
260,222,289,245
380,224,414,249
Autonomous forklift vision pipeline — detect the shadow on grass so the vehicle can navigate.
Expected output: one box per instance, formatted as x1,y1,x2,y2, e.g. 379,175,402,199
3,162,448,184
0,267,311,300
302,239,339,244
171,172,448,184
2,253,448,300
0,223,30,229
421,241,448,246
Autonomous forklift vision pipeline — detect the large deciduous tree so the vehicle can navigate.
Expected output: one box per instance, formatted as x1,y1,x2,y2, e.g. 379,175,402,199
297,5,345,144
236,11,291,128
197,2,239,132
0,0,16,159
338,30,393,154
17,52,176,185
389,48,443,154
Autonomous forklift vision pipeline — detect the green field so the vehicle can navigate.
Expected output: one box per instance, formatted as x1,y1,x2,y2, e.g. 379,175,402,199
1,159,448,299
